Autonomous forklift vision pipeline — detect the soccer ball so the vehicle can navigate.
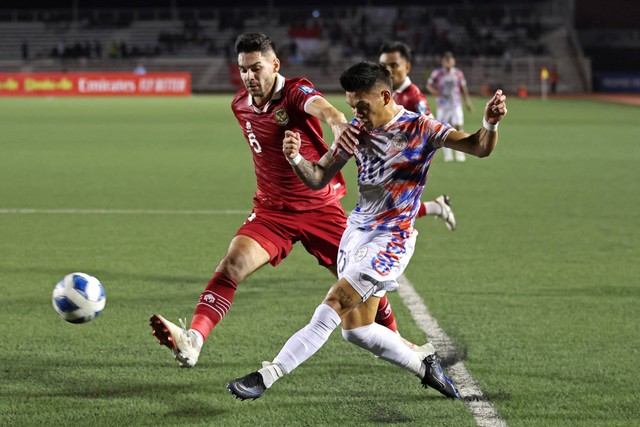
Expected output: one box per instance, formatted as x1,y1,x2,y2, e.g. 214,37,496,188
52,272,106,324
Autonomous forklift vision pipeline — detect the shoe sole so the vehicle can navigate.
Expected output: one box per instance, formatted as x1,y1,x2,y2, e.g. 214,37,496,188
226,383,261,401
149,314,178,352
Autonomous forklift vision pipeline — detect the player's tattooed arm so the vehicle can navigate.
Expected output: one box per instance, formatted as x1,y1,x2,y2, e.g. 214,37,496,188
283,130,348,190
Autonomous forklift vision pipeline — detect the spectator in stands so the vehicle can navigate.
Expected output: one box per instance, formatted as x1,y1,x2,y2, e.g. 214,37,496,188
133,63,147,75
21,42,29,61
94,40,103,58
550,67,559,94
109,41,119,59
540,66,550,100
55,41,66,59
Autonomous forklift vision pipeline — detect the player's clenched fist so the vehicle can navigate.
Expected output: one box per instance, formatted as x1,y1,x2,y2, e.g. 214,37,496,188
283,130,302,161
484,89,507,124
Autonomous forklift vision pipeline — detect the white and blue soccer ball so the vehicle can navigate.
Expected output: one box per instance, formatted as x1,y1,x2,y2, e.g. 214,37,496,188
52,272,106,324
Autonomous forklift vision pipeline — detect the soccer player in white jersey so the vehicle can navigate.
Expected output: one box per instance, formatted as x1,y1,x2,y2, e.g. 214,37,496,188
426,51,475,162
227,61,508,401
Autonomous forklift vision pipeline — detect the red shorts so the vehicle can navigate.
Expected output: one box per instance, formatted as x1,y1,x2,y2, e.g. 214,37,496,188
235,201,347,268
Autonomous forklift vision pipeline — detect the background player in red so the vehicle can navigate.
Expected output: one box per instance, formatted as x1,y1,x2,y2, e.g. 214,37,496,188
150,33,426,368
379,41,456,231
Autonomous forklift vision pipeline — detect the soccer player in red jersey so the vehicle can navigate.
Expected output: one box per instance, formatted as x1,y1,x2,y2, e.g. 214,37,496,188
379,41,456,231
150,33,426,368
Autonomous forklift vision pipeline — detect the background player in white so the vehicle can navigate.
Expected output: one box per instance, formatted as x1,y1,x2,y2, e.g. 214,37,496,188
426,51,475,162
227,61,507,401
380,41,456,231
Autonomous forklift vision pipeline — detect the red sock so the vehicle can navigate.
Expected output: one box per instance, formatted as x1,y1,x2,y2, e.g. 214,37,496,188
190,272,238,341
416,201,427,218
375,295,397,332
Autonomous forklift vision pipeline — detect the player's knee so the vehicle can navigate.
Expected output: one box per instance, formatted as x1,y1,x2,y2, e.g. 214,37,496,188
215,253,253,282
341,325,372,348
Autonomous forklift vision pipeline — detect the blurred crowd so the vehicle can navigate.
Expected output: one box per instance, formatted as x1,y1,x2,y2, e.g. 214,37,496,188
20,5,549,63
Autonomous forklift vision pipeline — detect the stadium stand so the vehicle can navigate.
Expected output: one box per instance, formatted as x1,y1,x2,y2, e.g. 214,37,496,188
0,1,600,93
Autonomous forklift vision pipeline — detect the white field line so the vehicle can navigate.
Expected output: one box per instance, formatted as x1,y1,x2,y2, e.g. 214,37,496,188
397,275,507,427
0,208,249,215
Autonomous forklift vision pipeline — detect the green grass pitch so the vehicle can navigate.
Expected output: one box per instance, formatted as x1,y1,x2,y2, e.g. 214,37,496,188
0,94,638,426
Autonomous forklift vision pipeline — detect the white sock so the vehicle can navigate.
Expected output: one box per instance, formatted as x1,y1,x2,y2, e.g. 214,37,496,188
191,329,204,348
342,323,425,377
272,304,341,379
258,361,284,389
423,201,442,217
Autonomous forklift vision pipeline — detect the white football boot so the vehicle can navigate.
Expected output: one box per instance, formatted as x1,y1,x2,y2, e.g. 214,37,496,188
435,195,457,231
150,314,201,368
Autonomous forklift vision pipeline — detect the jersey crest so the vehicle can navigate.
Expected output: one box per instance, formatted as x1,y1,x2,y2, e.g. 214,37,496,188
391,133,408,150
274,107,289,126
354,246,368,261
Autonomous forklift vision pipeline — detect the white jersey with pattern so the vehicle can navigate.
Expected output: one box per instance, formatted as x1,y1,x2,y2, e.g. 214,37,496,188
337,107,453,232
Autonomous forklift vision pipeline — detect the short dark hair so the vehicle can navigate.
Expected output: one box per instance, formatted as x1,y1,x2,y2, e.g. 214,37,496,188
235,33,276,55
340,61,392,93
379,41,412,63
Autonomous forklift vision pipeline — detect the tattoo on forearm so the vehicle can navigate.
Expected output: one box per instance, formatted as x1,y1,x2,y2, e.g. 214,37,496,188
293,154,337,190
294,159,323,187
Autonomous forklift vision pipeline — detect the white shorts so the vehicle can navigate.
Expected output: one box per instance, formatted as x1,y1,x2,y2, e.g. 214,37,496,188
437,105,464,127
337,225,417,301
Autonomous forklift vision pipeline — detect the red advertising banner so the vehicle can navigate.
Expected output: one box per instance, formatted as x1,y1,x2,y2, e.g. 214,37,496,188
0,72,191,96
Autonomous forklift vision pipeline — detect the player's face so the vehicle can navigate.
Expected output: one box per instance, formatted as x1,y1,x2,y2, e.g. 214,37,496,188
379,51,410,90
238,51,280,103
442,56,455,70
346,88,390,131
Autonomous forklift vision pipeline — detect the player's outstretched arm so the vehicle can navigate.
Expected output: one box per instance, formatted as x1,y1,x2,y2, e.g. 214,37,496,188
283,130,348,190
306,97,360,152
443,89,507,158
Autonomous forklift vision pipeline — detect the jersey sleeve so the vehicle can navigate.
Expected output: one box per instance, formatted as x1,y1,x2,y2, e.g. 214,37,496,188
427,70,438,86
287,78,324,112
329,117,359,160
421,115,453,149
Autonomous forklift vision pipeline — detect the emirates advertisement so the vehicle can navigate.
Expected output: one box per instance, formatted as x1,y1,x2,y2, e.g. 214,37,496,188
0,72,191,96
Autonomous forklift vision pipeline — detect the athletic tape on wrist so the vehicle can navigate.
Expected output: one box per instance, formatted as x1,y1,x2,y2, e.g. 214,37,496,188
288,153,303,166
483,118,498,132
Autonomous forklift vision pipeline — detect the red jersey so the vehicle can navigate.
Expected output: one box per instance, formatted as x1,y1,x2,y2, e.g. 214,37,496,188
392,77,432,117
231,75,346,211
